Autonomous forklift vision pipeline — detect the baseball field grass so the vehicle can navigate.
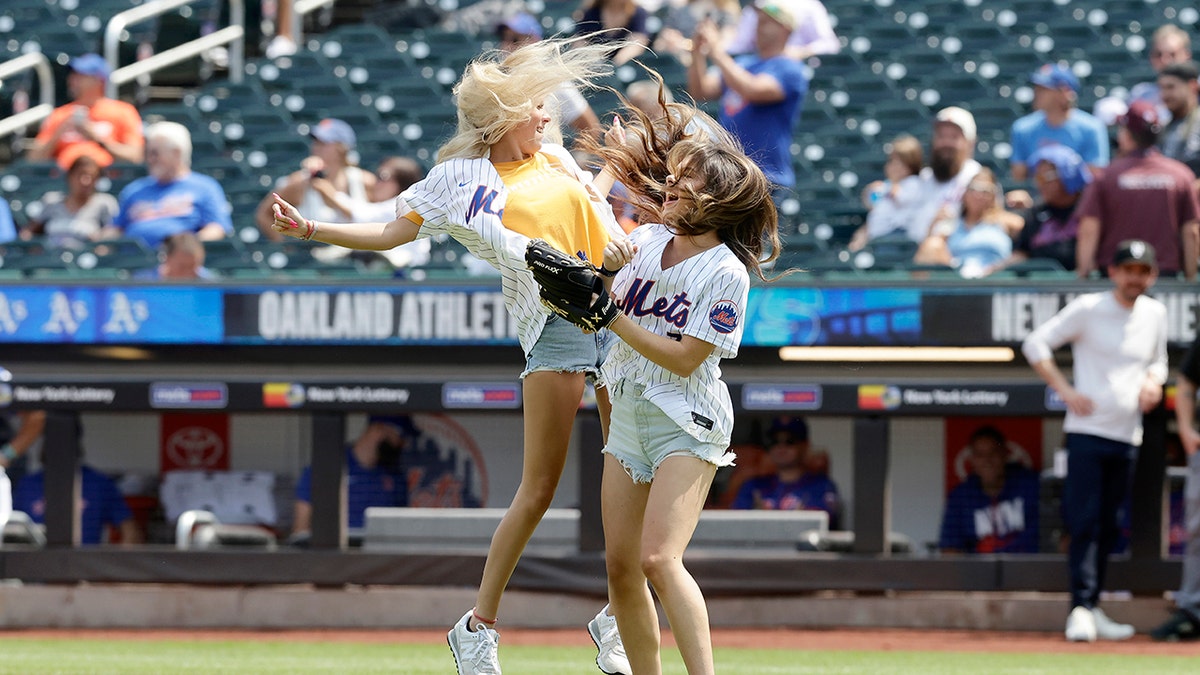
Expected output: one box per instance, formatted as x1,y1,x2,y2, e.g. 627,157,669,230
0,637,1196,675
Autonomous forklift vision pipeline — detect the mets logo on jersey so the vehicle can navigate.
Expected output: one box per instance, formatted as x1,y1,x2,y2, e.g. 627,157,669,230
709,300,739,334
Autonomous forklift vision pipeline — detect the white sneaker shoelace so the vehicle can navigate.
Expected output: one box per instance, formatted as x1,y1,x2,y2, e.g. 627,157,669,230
461,627,501,674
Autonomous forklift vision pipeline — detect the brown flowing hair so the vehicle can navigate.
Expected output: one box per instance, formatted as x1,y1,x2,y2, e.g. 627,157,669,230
580,74,783,281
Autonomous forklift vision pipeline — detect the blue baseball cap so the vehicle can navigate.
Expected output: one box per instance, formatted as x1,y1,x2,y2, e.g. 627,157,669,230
497,12,543,40
1028,144,1092,196
1030,63,1079,93
68,53,111,80
310,118,356,149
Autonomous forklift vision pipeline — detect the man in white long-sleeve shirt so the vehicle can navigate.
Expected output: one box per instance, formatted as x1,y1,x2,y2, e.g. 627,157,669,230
1022,239,1168,643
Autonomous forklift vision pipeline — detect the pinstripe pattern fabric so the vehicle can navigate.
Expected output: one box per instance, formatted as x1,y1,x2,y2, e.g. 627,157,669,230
400,145,620,356
601,223,750,445
403,157,546,354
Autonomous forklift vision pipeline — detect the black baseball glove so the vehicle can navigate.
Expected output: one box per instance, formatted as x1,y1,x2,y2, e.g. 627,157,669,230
525,239,620,333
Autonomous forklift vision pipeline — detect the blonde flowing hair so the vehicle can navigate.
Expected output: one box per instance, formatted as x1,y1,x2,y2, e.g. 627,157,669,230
437,37,617,161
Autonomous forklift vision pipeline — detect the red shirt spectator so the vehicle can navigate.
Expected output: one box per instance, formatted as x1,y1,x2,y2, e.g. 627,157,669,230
28,54,144,169
1077,100,1200,279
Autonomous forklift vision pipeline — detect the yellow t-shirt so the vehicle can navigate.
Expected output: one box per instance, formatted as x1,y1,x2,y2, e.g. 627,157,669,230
492,152,611,264
406,151,611,265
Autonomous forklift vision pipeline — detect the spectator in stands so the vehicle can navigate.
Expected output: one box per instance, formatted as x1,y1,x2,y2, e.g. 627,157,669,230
1126,24,1191,121
725,0,839,62
1009,64,1109,182
573,0,651,65
27,54,144,170
731,416,840,528
938,425,1040,554
255,118,377,242
1024,238,1166,642
687,0,810,192
265,0,299,59
900,107,984,246
913,168,1019,277
1076,101,1200,281
104,122,233,249
496,13,603,141
987,145,1091,276
1151,321,1200,642
626,79,672,122
134,232,215,281
22,155,117,249
12,452,144,545
1158,60,1200,176
0,197,16,244
305,155,432,269
849,134,924,251
655,0,741,65
292,415,407,538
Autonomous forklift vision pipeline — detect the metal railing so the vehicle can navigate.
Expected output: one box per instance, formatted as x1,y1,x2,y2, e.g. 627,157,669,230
105,0,245,99
0,52,55,141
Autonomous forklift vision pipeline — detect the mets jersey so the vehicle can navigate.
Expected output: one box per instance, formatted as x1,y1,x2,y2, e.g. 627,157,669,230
401,144,620,355
601,223,749,445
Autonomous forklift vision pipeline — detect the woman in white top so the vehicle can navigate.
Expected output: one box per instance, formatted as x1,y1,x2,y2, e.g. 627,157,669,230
255,118,377,241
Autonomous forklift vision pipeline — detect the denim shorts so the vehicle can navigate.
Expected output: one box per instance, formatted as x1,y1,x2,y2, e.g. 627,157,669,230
521,314,613,383
603,379,734,484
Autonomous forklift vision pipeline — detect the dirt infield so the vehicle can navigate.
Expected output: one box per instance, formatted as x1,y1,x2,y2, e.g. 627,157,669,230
2,628,1196,656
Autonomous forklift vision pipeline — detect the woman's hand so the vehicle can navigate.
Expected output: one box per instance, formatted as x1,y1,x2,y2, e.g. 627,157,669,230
271,193,317,241
604,115,627,148
603,237,637,273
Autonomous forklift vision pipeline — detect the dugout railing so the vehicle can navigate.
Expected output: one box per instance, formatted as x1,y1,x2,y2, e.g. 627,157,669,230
0,371,1181,597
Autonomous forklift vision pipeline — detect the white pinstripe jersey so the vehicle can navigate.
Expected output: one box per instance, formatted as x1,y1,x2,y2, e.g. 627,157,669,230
400,145,621,356
601,223,750,445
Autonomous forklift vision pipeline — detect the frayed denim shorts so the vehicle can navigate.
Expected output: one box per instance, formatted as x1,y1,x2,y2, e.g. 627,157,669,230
521,314,613,384
603,379,733,485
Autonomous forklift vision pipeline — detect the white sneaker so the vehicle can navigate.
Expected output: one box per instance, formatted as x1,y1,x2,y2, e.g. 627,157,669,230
1092,607,1135,641
448,610,502,675
265,35,297,60
1065,606,1097,642
587,604,632,675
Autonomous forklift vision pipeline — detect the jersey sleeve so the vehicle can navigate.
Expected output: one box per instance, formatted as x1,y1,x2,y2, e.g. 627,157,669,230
681,260,749,359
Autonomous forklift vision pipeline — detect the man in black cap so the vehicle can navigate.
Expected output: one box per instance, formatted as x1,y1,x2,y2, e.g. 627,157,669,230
1159,60,1200,175
1076,100,1200,280
1023,238,1168,642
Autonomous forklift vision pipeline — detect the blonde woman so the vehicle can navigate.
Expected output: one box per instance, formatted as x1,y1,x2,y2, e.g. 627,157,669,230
270,38,632,675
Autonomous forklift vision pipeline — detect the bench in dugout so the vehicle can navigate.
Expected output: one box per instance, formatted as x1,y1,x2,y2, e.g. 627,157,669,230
361,507,832,555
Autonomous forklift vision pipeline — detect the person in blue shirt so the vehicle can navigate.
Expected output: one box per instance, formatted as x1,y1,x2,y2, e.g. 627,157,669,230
687,0,809,191
291,415,407,536
1010,64,1110,182
939,425,1041,554
0,197,17,243
13,461,142,545
104,121,232,249
732,416,841,528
